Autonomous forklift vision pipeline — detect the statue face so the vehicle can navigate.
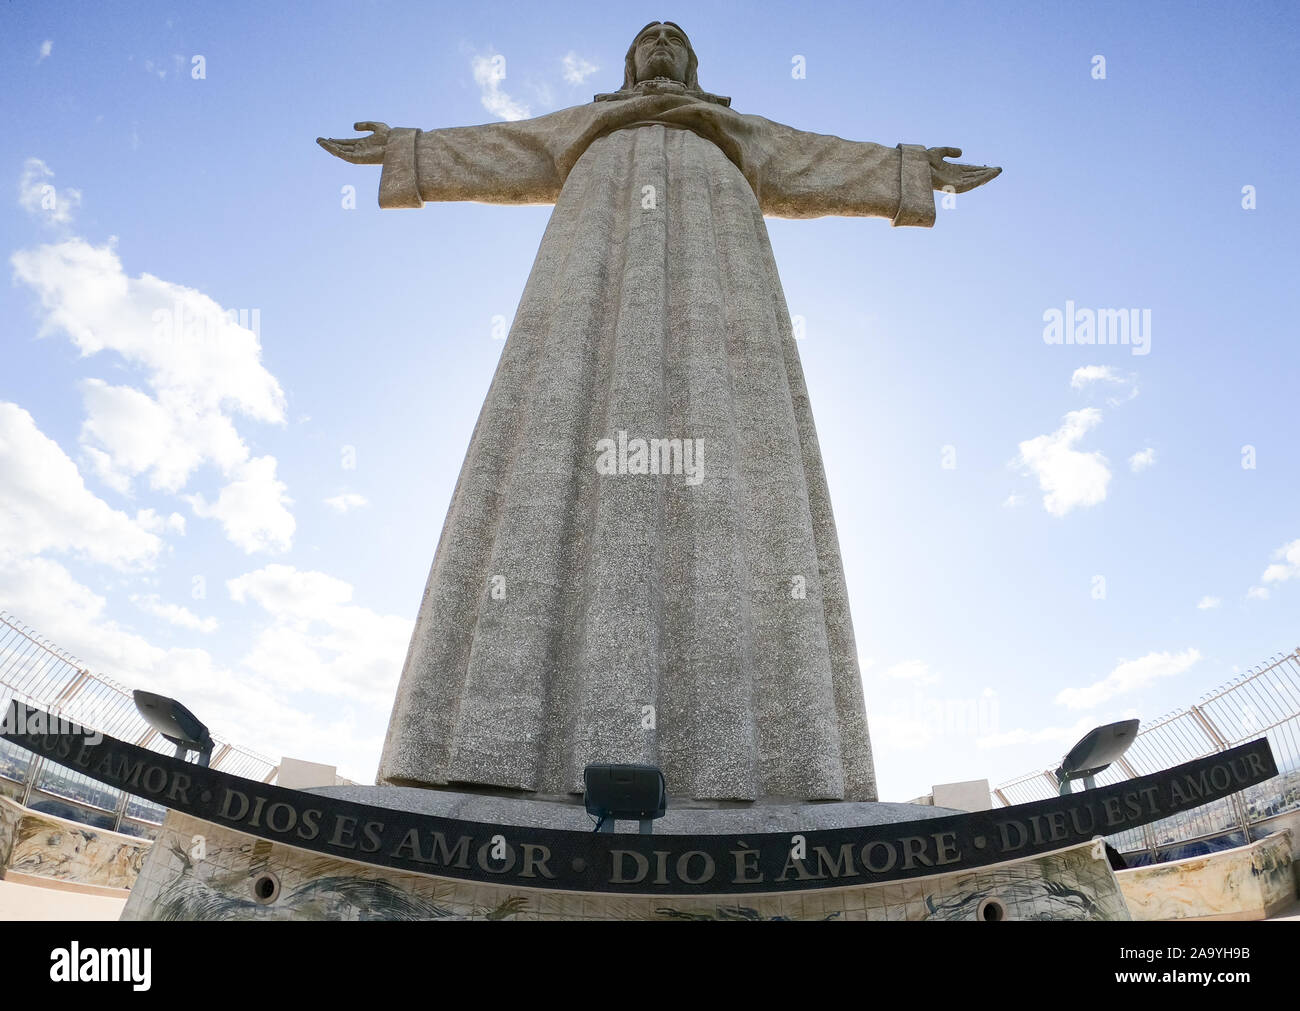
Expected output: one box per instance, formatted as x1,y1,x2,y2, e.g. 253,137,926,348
632,23,691,84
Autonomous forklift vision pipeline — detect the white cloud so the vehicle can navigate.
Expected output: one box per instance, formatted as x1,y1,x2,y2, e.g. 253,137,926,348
472,52,530,121
11,240,284,422
1261,538,1300,585
186,456,295,554
1055,648,1201,710
1196,596,1221,610
227,564,412,705
37,40,53,64
0,558,154,668
78,379,249,493
0,402,161,569
135,508,186,535
17,158,81,225
561,51,599,84
11,235,292,551
325,492,369,513
1069,365,1117,389
1247,586,1270,601
1129,447,1156,473
1070,365,1138,404
228,564,353,617
130,593,217,633
81,446,130,495
1002,493,1022,508
1014,409,1111,517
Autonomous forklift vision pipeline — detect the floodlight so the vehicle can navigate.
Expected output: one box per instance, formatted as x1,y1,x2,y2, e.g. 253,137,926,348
583,763,667,834
133,690,215,766
1055,718,1140,794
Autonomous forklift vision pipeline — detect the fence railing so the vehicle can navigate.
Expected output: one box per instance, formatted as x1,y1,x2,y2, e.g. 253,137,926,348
993,647,1300,863
0,610,280,838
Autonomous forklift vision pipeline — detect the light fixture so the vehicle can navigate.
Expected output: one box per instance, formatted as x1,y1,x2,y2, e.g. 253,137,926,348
1055,718,1140,795
583,763,667,834
133,690,215,766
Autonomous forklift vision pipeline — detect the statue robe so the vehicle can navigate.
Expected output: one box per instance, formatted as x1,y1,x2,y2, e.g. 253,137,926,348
374,92,935,803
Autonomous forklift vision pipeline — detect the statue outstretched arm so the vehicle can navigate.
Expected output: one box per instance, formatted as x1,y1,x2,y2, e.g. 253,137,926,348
743,116,1000,226
318,116,571,209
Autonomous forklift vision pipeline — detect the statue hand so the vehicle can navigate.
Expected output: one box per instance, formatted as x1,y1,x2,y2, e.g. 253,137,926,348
316,122,390,164
926,147,1001,193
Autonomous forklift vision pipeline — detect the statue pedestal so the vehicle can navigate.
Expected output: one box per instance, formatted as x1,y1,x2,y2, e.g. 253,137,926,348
5,702,1271,922
120,787,1131,921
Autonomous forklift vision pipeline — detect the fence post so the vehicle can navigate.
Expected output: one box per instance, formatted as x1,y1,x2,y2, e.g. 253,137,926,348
20,755,41,808
1189,703,1253,841
112,789,129,833
1188,704,1228,751
50,669,90,711
1139,822,1159,864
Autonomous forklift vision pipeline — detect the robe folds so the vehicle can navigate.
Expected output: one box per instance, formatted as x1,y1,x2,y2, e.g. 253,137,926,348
375,92,935,803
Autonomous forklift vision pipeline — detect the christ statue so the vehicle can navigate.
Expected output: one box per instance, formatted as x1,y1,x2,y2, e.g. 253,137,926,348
319,21,1000,805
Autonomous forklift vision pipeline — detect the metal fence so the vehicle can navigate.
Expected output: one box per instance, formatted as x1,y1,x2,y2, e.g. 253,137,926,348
993,647,1300,864
0,610,280,839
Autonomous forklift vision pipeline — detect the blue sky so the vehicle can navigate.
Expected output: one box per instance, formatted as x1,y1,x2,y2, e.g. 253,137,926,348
1,1,1297,799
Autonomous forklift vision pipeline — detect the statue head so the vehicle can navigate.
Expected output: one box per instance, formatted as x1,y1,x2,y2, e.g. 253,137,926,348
628,21,696,87
596,21,729,106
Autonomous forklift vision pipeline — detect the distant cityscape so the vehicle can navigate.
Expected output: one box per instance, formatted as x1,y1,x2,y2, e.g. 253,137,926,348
0,735,165,835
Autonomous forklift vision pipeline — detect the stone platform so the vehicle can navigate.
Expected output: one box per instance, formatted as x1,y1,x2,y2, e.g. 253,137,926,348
119,786,1131,921
6,706,1276,922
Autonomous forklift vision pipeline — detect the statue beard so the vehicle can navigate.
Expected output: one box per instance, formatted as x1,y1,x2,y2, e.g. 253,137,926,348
639,51,684,83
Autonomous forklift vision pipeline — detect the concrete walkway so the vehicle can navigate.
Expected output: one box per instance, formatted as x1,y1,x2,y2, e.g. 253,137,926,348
0,878,126,920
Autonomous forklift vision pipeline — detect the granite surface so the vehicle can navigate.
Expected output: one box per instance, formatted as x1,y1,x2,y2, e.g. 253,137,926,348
305,784,962,832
